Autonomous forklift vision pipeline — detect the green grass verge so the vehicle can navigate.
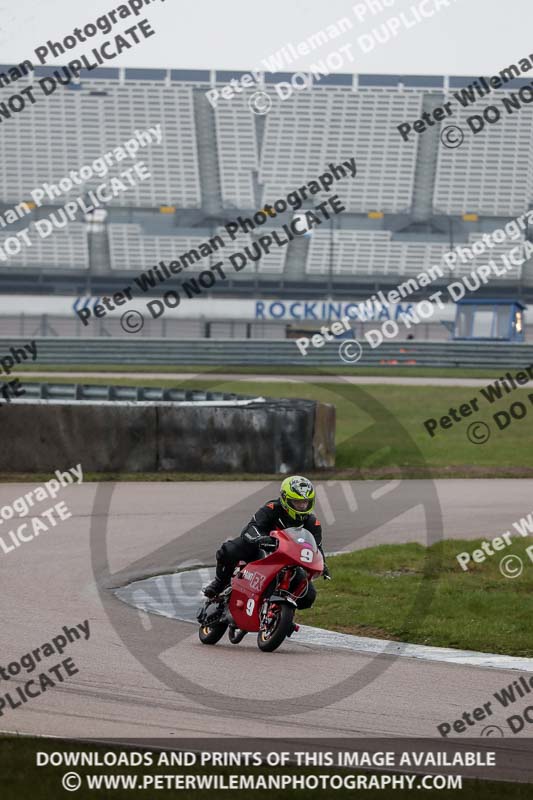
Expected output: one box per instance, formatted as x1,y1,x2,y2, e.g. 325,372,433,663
7,375,533,478
0,736,526,799
196,380,533,476
303,540,533,657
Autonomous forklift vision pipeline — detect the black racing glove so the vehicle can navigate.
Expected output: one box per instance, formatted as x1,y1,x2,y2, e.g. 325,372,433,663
322,563,332,580
256,535,277,549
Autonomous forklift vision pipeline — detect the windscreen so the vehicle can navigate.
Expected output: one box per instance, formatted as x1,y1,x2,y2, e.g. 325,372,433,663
283,527,318,552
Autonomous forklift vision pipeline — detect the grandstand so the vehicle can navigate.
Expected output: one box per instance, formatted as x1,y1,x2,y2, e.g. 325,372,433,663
0,66,532,311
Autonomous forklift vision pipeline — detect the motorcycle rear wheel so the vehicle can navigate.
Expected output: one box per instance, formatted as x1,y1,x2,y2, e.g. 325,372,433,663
257,604,294,652
198,622,228,645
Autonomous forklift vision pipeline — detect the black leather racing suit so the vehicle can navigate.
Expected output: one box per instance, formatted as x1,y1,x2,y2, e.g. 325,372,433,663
214,499,325,609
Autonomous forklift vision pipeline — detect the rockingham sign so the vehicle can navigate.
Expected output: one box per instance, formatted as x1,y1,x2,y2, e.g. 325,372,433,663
0,295,455,325
253,299,422,322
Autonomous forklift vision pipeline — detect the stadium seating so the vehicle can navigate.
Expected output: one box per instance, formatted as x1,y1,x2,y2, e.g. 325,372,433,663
0,74,201,208
0,68,528,284
214,102,258,209
0,222,88,268
434,90,533,216
108,223,288,274
306,230,523,280
108,224,209,272
259,86,422,214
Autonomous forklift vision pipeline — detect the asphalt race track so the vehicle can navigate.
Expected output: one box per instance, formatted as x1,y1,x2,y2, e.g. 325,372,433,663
1,479,532,745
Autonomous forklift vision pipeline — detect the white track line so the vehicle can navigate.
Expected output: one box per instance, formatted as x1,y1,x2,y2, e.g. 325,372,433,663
115,569,533,674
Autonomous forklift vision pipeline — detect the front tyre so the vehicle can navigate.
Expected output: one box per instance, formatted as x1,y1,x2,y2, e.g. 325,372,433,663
257,603,294,652
198,623,228,645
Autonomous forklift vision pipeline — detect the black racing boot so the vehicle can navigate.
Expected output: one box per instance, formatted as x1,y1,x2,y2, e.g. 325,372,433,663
203,576,226,598
203,551,235,598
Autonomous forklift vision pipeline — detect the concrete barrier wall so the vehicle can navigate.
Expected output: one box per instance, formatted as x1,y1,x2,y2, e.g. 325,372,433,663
1,403,158,473
1,399,335,474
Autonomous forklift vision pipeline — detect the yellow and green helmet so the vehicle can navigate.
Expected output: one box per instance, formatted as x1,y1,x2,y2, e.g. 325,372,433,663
280,475,316,522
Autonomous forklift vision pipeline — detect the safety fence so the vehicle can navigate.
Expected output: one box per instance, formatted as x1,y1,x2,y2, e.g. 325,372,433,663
2,337,533,369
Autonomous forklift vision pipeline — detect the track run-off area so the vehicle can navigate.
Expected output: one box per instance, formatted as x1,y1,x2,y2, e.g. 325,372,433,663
1,478,532,748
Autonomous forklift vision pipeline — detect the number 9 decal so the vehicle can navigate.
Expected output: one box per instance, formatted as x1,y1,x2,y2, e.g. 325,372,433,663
300,548,313,563
246,598,255,616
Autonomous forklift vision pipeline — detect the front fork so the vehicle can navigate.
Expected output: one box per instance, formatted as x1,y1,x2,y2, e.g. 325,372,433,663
259,567,304,634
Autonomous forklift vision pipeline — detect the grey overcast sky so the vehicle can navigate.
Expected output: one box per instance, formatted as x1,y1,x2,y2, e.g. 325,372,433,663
1,0,531,76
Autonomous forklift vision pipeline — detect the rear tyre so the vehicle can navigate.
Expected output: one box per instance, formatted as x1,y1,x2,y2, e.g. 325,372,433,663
198,623,228,645
257,603,294,652
228,626,247,645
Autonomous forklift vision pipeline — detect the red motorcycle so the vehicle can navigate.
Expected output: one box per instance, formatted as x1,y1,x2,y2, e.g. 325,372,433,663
197,526,324,652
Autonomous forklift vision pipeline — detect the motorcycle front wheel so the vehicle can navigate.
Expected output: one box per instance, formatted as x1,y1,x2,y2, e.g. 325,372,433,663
198,622,228,645
257,603,294,652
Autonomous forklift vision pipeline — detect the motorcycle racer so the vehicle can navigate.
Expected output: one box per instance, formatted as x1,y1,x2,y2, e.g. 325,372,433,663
203,476,331,606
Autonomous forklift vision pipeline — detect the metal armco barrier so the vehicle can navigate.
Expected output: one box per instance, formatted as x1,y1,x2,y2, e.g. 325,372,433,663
19,384,245,402
3,337,533,369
